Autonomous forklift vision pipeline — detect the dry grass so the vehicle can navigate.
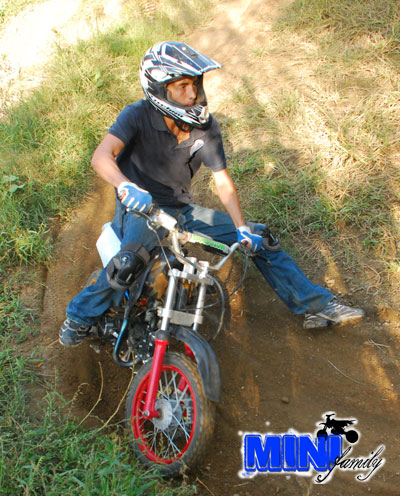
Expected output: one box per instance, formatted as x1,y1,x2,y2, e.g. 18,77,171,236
216,0,400,297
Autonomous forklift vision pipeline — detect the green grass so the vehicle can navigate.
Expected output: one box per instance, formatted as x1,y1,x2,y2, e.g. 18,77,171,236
0,0,214,267
0,1,213,493
219,0,400,270
0,282,195,495
3,0,399,489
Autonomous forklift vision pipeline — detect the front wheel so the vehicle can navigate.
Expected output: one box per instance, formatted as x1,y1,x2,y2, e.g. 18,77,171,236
125,352,215,475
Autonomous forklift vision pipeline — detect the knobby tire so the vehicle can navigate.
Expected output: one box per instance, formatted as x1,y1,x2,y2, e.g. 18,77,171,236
125,352,215,475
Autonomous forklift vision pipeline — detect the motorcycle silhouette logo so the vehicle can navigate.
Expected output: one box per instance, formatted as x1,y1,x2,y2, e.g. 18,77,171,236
316,413,359,444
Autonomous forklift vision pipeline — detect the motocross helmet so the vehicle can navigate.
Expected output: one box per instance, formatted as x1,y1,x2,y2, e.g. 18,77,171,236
139,41,221,129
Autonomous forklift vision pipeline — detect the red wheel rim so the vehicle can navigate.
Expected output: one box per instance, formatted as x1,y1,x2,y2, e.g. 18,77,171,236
130,364,197,464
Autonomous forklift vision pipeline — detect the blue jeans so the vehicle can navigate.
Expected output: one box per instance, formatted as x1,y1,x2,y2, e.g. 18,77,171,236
66,201,333,325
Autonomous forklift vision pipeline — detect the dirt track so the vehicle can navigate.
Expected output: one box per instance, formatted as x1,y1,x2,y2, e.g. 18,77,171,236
26,0,400,494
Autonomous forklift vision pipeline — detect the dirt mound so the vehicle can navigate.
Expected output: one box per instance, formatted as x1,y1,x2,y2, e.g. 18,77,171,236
39,180,132,424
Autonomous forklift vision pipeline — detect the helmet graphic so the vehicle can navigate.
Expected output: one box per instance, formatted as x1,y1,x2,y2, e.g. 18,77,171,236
140,41,221,129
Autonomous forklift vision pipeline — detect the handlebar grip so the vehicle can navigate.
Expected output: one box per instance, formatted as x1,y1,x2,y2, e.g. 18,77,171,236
130,205,179,232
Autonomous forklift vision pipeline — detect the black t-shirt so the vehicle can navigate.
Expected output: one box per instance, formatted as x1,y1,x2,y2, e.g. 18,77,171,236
108,99,226,206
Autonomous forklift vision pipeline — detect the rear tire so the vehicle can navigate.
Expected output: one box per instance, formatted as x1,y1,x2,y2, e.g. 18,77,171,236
85,269,102,287
125,352,215,475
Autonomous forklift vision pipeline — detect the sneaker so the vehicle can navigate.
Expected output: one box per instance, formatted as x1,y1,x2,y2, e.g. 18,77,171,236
303,299,365,329
59,319,91,347
303,314,329,329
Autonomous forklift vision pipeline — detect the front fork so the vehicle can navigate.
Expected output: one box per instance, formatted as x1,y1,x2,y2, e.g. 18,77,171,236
143,265,180,419
142,260,206,419
142,331,169,419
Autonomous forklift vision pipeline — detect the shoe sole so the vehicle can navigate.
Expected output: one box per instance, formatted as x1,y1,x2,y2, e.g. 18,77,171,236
303,319,329,329
329,314,364,327
58,337,84,347
304,313,364,330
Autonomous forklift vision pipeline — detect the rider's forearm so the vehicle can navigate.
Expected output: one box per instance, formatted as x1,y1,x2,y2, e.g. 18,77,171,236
92,154,129,189
213,171,246,228
91,134,130,189
222,193,246,229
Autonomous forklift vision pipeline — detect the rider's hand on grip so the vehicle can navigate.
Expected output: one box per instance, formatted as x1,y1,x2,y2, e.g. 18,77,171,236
118,181,152,213
237,226,263,253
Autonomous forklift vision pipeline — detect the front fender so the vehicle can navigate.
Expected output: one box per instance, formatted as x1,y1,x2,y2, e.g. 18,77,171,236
173,326,221,402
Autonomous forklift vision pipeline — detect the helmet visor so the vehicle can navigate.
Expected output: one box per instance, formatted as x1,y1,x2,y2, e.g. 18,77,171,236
163,43,220,76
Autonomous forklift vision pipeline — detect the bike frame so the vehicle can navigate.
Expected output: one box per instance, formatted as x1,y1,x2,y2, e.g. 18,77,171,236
133,210,242,419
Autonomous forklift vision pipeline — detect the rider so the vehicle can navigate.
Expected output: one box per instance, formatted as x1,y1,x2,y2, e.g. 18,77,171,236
59,41,364,347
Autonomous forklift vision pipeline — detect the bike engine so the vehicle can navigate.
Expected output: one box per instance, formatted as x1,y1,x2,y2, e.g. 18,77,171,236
127,316,156,364
93,310,123,343
92,307,156,364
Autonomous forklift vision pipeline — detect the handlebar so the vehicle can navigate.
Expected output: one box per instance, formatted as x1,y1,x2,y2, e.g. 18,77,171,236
135,207,245,273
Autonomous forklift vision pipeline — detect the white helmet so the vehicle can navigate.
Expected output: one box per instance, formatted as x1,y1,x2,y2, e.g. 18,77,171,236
140,41,221,129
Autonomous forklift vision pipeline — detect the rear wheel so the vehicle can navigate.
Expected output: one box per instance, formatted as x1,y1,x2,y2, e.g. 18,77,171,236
125,352,215,475
85,269,102,286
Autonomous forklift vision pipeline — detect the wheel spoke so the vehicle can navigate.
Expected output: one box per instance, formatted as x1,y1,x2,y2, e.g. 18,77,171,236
129,354,213,471
158,370,176,399
167,370,179,398
163,370,170,400
170,412,191,440
149,430,158,453
172,384,189,412
172,370,179,401
160,430,181,458
137,374,191,458
170,421,190,443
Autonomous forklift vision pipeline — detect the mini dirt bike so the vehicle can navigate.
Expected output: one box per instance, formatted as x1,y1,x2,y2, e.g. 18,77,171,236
316,413,359,444
88,207,249,475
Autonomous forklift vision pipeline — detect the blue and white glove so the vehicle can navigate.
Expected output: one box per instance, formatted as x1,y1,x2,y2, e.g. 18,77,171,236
117,181,152,213
237,225,263,253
